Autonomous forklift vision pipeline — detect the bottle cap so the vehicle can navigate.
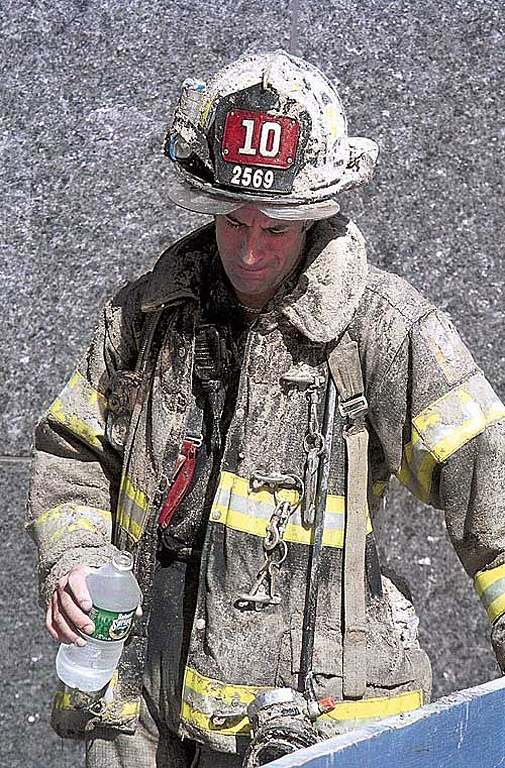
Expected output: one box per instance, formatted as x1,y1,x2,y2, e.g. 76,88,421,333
112,551,134,571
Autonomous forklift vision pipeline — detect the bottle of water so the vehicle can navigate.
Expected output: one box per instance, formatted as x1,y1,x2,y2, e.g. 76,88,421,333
56,551,141,692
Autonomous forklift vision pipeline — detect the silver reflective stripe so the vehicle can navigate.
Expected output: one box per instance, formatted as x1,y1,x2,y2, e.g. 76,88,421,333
413,373,505,462
48,371,107,449
210,471,371,548
479,577,505,611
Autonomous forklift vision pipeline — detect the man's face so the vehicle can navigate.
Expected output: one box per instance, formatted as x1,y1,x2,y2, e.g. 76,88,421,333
215,206,308,308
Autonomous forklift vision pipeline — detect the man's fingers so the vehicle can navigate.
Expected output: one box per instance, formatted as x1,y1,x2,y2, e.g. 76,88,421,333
45,565,97,645
57,586,95,635
45,594,61,641
47,592,86,645
66,566,94,611
46,564,142,644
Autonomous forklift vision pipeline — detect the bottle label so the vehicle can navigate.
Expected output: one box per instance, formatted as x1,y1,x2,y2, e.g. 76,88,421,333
88,606,136,641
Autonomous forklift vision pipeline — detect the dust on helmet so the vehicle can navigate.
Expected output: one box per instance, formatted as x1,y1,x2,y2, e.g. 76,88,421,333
165,50,378,220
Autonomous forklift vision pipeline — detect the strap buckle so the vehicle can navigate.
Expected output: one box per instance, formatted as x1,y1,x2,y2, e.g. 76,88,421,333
185,433,203,449
338,394,368,421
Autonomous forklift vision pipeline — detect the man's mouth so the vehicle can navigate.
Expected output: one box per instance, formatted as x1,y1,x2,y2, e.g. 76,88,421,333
235,264,269,275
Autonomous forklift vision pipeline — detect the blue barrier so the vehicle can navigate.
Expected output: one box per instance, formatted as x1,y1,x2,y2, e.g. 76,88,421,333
268,676,505,767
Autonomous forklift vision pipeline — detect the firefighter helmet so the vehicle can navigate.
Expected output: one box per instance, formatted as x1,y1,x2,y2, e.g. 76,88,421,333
165,50,378,219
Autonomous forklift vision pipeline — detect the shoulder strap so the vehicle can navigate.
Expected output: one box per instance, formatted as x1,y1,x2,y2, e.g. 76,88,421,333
328,332,369,700
105,309,164,453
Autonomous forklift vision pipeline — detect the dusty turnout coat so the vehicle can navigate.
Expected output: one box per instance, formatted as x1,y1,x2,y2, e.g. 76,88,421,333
27,215,505,751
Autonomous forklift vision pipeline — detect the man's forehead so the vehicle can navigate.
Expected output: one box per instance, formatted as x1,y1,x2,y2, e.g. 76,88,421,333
220,205,304,228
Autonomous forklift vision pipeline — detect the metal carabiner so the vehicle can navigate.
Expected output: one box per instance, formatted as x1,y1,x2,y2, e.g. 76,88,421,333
264,521,281,551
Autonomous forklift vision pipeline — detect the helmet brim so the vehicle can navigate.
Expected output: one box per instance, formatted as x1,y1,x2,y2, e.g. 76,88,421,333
167,136,378,219
167,176,341,220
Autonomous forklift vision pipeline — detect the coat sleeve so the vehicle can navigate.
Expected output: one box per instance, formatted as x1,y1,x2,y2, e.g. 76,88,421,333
26,281,144,608
368,308,505,668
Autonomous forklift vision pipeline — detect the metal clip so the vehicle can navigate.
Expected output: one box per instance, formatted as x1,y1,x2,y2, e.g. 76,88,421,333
185,432,204,449
236,550,285,610
210,709,246,728
238,474,303,610
264,501,292,551
338,394,368,421
250,471,303,494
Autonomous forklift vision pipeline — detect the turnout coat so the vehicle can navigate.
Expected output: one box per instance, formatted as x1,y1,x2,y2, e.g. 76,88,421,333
27,216,505,751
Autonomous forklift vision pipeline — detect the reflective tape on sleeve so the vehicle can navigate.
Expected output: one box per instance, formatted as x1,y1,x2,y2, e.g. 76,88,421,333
413,373,505,463
48,371,107,450
475,565,505,623
209,471,372,549
31,503,112,547
54,691,140,720
396,428,437,503
54,677,140,721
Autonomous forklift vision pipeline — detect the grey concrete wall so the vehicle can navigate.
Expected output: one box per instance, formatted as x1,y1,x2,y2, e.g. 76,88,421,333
1,2,503,766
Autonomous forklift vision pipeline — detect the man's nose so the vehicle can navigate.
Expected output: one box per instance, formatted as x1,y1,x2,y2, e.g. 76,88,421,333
240,231,261,266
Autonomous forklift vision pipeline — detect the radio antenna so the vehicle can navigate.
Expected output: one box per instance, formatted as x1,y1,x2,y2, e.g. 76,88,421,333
289,0,301,56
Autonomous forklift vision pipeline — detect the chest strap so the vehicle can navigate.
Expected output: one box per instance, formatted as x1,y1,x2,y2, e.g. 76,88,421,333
158,323,228,531
328,333,369,700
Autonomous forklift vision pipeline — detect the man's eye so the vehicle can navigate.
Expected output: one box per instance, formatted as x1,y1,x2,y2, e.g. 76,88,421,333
225,218,242,229
266,228,289,236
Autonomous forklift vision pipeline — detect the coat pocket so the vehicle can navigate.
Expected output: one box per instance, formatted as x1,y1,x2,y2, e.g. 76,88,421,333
290,615,343,678
288,595,418,692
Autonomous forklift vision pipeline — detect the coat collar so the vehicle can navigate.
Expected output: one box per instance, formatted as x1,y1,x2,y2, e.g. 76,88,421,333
140,224,213,312
140,216,368,344
279,215,368,343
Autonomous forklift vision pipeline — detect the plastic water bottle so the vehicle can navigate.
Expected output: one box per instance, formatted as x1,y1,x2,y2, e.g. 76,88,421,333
56,551,141,691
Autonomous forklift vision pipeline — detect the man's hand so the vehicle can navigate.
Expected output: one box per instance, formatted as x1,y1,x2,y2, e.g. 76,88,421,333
46,565,95,647
46,563,144,646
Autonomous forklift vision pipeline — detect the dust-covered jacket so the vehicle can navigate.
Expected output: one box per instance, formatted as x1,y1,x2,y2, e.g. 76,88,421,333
26,216,505,747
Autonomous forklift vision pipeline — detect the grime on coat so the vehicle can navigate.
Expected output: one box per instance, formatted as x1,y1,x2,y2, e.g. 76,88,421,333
27,215,505,752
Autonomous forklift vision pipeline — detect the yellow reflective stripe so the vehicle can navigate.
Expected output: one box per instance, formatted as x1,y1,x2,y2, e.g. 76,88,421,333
117,474,149,542
396,428,437,503
48,371,107,449
475,564,505,595
181,667,423,736
475,565,505,623
486,594,505,623
116,508,143,542
320,689,423,721
120,474,149,512
181,701,249,736
184,666,268,706
487,400,505,423
183,668,264,736
199,96,213,127
182,702,248,736
211,471,372,549
54,691,140,719
413,374,505,462
217,471,300,505
31,504,112,546
182,666,267,736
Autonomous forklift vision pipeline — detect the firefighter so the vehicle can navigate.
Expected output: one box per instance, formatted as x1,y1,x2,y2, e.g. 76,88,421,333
27,51,505,768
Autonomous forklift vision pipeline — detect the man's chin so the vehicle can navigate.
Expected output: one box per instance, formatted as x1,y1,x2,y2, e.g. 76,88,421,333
228,275,272,296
